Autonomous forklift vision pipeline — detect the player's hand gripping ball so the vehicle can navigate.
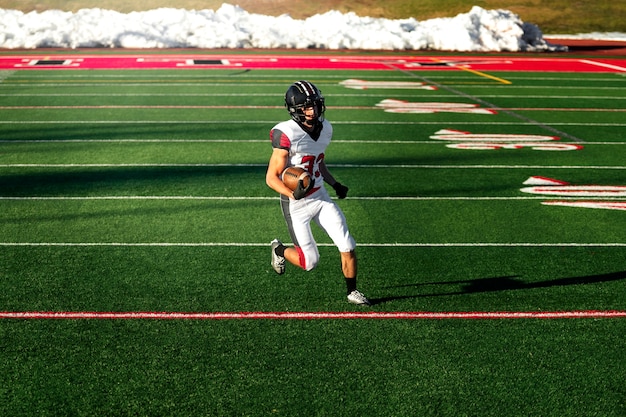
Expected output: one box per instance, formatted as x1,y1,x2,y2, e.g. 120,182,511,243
282,166,314,199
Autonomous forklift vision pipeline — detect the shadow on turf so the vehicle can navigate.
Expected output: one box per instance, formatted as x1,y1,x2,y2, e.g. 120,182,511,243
371,271,626,304
0,165,267,197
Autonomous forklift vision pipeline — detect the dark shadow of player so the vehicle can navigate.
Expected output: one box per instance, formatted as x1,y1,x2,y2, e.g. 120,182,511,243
369,270,626,305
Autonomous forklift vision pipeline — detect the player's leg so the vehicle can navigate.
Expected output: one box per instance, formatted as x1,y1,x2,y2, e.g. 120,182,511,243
272,196,320,272
274,244,314,270
283,220,320,271
271,239,304,274
315,197,370,305
283,247,302,267
340,250,357,279
315,196,356,257
340,250,369,304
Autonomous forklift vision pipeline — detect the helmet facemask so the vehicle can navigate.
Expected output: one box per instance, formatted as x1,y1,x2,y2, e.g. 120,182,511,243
285,81,326,124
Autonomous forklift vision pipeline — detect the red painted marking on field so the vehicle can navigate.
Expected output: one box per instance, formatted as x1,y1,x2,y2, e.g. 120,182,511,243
1,310,625,320
1,54,625,72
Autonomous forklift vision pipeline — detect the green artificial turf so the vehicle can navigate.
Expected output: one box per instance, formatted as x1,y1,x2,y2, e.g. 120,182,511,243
1,58,625,416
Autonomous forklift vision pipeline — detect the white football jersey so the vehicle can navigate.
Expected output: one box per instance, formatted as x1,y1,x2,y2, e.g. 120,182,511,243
270,119,333,190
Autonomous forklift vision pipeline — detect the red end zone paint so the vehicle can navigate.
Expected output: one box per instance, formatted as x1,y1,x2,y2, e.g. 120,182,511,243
1,310,625,320
1,54,626,72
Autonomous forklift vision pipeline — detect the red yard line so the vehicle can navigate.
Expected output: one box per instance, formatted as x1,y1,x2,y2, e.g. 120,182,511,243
1,310,625,320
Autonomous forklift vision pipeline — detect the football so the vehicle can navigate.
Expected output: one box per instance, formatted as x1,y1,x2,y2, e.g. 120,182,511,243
282,166,312,191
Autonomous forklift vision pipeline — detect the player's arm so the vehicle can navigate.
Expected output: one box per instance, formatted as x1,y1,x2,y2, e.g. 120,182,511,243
320,159,349,199
319,159,337,186
266,148,295,199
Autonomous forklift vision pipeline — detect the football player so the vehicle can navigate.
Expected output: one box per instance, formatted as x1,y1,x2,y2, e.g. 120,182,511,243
266,80,371,305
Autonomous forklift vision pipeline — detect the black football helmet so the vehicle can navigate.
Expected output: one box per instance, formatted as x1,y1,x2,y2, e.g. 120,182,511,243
284,80,325,124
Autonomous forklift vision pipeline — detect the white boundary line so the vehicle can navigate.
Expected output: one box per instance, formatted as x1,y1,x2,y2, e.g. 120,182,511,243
2,310,625,320
1,196,625,201
0,139,268,143
0,163,266,167
579,59,626,72
1,121,626,127
0,196,276,200
1,139,625,145
1,242,625,247
1,163,624,169
2,82,623,89
2,105,626,112
2,93,626,100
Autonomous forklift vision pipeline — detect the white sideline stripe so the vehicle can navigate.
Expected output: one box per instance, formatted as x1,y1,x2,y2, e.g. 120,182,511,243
0,196,276,200
0,163,266,167
1,139,625,145
1,242,625,247
0,139,269,143
579,59,626,72
2,83,622,90
3,93,626,100
1,196,625,201
1,163,624,169
2,310,625,320
1,120,625,127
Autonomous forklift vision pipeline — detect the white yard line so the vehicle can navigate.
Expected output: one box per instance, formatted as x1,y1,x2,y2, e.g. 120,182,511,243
0,163,624,169
1,139,625,144
0,196,624,201
2,121,625,128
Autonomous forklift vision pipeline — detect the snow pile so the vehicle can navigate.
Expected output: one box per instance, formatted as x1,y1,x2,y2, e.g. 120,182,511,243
0,4,567,51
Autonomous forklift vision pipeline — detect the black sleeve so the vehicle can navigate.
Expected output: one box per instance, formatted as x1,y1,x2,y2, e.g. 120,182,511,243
270,128,291,150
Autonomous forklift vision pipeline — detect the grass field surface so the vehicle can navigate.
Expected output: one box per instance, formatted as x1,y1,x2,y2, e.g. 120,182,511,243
0,52,625,416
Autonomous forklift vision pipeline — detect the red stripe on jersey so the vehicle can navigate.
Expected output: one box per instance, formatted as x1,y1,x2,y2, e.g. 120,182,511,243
270,128,291,150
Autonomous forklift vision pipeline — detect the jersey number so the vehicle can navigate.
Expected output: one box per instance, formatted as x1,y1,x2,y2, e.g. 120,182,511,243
301,153,325,179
